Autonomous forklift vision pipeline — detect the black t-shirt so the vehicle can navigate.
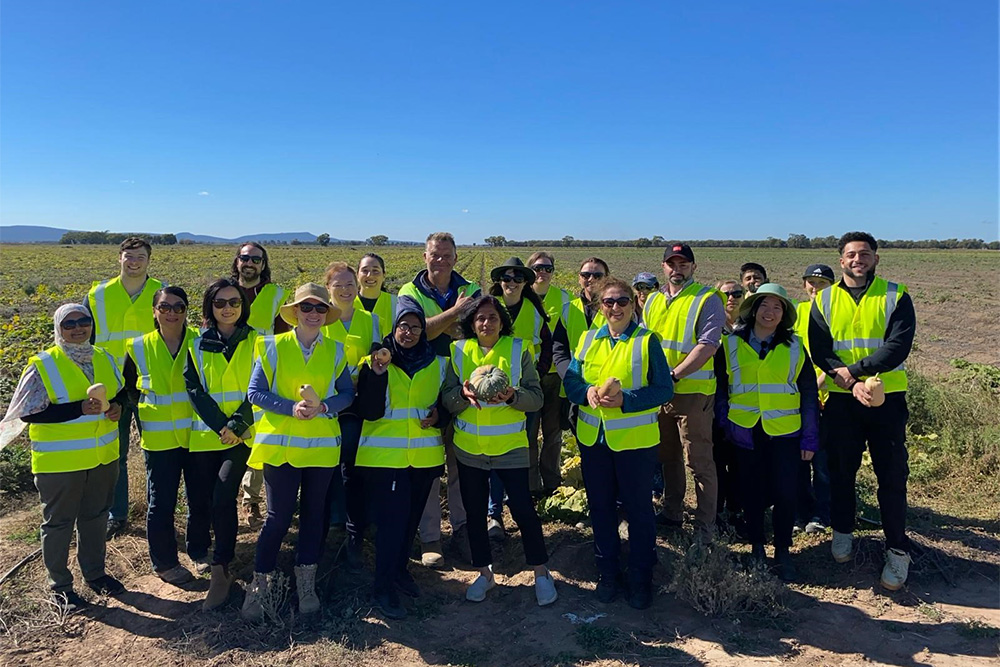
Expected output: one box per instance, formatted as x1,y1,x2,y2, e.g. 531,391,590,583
359,295,379,312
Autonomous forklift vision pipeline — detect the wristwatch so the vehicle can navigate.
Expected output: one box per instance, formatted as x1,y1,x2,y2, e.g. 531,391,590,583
670,371,678,382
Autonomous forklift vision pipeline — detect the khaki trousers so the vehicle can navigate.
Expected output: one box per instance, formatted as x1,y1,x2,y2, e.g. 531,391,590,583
658,392,718,529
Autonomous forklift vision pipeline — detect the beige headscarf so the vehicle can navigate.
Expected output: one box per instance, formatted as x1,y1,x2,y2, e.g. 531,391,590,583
0,302,96,450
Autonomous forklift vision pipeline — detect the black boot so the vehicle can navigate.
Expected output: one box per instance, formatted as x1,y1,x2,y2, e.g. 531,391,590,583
773,547,797,583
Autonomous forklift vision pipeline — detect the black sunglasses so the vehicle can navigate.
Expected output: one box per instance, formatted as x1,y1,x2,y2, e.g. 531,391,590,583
601,296,632,308
60,316,94,330
531,264,555,273
212,297,243,309
155,303,187,314
633,282,657,292
723,289,744,299
298,302,330,314
238,254,264,265
500,274,526,284
580,271,606,280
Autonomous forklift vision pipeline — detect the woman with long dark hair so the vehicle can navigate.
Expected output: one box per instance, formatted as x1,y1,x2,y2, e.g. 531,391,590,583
356,253,397,340
184,277,257,610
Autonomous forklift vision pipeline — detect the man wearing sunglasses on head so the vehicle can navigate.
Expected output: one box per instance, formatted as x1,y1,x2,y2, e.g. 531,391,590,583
230,242,289,527
642,243,725,542
231,242,290,337
84,237,165,540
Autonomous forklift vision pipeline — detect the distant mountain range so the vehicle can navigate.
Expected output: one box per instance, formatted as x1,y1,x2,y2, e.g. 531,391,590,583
0,225,415,245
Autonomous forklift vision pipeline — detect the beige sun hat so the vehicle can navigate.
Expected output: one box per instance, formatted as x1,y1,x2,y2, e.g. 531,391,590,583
279,283,341,326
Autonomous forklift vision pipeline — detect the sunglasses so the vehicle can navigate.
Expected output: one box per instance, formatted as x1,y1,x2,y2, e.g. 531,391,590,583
531,264,555,274
238,254,264,265
155,303,187,314
500,274,526,284
579,271,606,280
723,290,744,299
397,322,423,334
633,283,656,292
60,316,94,330
298,303,330,314
601,296,632,308
212,297,243,309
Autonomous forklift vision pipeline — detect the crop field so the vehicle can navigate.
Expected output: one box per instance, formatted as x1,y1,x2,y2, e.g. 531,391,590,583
0,243,998,667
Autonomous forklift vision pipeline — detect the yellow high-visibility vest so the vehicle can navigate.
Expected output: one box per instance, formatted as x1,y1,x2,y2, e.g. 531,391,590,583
88,276,164,365
27,346,123,474
539,287,572,374
188,330,258,452
507,300,544,361
642,282,723,395
322,309,381,371
565,296,606,357
356,356,448,469
723,333,805,436
795,299,829,403
247,283,286,335
128,328,198,451
355,292,397,340
574,328,660,451
450,336,528,457
817,277,908,394
249,332,347,469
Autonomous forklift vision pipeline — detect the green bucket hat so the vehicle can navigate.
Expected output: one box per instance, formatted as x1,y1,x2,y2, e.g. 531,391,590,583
738,283,797,329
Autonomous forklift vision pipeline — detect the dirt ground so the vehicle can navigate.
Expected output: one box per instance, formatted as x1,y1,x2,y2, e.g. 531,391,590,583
0,488,997,667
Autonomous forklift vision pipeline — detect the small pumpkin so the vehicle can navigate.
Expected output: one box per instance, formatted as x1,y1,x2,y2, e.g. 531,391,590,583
87,383,110,412
374,347,392,365
864,374,885,407
597,377,621,399
299,384,321,408
469,364,511,402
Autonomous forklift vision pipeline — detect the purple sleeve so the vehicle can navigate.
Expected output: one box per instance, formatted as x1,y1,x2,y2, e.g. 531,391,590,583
695,295,725,348
247,360,296,416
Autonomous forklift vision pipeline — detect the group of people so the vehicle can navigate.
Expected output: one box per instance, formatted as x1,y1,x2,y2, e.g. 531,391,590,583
0,229,915,621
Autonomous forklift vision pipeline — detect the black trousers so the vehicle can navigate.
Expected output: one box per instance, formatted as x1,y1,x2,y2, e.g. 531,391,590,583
712,424,741,517
825,392,910,551
363,465,442,594
186,445,250,566
735,429,799,550
457,461,548,568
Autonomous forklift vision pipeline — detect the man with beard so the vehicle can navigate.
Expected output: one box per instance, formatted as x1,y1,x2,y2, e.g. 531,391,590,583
808,232,915,590
232,242,289,526
739,262,768,295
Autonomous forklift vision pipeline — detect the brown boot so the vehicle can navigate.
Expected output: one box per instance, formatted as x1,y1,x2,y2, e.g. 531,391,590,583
244,503,263,528
203,564,233,611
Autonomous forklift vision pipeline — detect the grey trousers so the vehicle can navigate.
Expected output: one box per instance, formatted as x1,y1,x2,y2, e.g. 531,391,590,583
35,461,118,592
241,467,264,506
418,423,467,543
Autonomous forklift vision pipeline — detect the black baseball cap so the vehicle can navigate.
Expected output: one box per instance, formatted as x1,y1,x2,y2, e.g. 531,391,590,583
802,264,835,281
663,242,695,263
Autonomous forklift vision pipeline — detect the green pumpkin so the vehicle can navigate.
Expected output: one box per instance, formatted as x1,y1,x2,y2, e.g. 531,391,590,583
469,364,510,402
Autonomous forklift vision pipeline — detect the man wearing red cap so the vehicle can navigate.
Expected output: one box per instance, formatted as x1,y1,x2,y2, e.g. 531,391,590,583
643,243,725,540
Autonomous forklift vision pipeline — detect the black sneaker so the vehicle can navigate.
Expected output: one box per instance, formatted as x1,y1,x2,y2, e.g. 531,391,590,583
86,574,125,596
596,573,620,603
374,589,407,620
51,590,90,614
106,518,127,540
344,536,364,574
396,570,421,598
627,581,653,610
773,550,798,583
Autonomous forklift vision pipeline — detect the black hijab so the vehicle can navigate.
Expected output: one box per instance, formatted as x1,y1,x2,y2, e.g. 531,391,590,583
382,295,436,377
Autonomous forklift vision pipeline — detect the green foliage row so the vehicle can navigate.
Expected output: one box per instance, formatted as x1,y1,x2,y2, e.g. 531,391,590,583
482,234,999,250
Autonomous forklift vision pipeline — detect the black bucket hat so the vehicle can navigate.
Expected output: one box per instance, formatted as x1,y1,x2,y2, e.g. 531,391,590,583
490,257,536,284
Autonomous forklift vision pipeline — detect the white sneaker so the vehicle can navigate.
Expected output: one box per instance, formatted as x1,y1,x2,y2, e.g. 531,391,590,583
487,518,505,542
465,571,496,602
881,548,911,591
805,518,827,534
831,530,854,563
534,571,558,607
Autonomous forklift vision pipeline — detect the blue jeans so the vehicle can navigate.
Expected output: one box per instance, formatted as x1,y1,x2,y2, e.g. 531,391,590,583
144,447,195,572
256,464,335,572
110,401,139,522
488,412,538,518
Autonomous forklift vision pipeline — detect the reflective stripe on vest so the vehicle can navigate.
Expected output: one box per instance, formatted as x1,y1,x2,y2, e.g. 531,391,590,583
725,334,804,436
247,284,287,335
188,331,257,451
89,276,163,363
130,330,195,450
643,284,719,395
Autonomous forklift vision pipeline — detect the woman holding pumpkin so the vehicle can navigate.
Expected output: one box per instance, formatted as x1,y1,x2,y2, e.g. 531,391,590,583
714,283,820,582
563,277,673,610
243,283,355,620
353,295,448,619
441,296,555,606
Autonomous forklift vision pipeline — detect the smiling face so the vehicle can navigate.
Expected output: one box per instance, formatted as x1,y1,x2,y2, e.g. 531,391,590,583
600,286,634,330
119,248,149,279
741,270,765,293
840,241,878,282
61,313,93,344
530,258,554,289
154,293,187,330
237,244,264,284
663,257,695,287
394,313,423,349
754,295,785,334
500,270,526,301
358,256,385,295
578,262,606,298
472,303,502,344
327,269,358,308
803,276,833,299
212,286,243,327
424,240,457,282
296,298,327,329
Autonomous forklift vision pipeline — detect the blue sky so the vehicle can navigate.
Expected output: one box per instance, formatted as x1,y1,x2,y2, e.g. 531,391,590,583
2,1,996,244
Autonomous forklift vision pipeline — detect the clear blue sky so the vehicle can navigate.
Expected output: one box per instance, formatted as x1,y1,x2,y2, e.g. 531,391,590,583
2,1,996,244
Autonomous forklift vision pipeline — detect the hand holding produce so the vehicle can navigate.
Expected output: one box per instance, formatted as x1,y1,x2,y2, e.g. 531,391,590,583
299,384,321,409
87,383,110,412
865,374,885,407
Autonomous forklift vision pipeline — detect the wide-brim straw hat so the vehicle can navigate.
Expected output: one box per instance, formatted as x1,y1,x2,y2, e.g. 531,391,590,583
490,257,536,284
738,282,797,329
279,282,341,326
